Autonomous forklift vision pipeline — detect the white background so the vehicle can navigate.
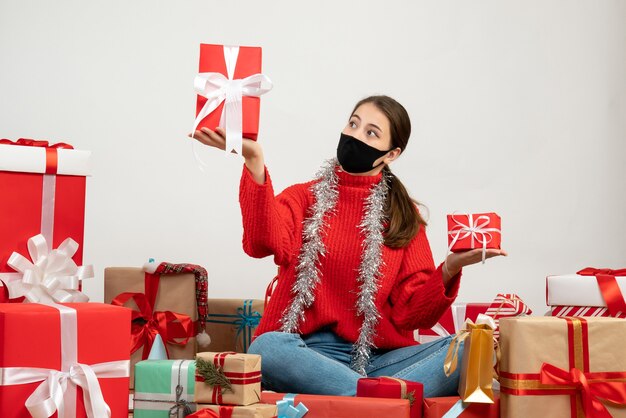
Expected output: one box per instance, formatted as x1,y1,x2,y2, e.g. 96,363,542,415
1,1,624,315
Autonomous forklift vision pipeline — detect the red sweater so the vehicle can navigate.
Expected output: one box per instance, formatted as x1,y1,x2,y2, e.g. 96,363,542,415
239,164,461,349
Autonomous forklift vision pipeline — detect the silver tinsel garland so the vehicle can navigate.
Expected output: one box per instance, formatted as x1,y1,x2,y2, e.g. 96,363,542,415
279,158,390,375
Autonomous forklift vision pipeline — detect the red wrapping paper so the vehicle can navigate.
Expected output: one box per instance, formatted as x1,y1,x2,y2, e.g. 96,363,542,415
260,391,410,418
196,44,262,140
551,305,626,318
416,303,490,343
357,377,423,418
0,140,88,302
0,303,131,417
447,213,501,252
423,395,500,418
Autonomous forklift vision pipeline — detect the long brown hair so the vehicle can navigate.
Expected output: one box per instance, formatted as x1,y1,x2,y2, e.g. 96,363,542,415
351,95,426,248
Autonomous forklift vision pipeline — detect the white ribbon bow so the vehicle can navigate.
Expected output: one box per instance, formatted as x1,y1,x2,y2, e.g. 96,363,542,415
193,45,273,156
447,214,500,263
4,234,93,303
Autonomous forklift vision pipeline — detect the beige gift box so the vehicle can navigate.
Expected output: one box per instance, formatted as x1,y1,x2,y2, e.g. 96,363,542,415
203,299,264,353
104,267,198,388
194,352,262,406
499,316,626,418
196,403,277,418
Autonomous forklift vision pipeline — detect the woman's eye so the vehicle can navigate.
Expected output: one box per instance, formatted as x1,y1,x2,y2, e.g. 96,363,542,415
349,121,357,128
367,130,378,138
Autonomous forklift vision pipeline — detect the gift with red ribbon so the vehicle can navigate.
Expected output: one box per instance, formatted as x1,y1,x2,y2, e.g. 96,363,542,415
357,377,423,418
547,268,626,317
499,316,626,417
193,403,277,418
194,352,261,406
0,138,91,302
193,44,273,156
447,213,501,263
105,262,207,389
0,303,131,418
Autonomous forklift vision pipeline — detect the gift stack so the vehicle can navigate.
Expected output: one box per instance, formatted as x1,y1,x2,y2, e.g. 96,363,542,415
0,139,134,417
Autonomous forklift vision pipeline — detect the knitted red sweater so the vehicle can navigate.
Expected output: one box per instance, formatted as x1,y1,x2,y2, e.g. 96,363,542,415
239,164,461,349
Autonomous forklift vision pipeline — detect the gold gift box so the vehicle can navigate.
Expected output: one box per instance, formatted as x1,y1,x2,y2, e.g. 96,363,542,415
104,267,198,388
196,403,277,418
203,299,264,353
499,316,626,418
195,352,262,406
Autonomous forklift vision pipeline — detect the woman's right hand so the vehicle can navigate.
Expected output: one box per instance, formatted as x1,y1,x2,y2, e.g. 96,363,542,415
189,127,266,184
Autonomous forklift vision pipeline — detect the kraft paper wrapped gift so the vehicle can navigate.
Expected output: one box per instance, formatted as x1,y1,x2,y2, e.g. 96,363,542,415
357,377,423,418
193,44,272,155
499,316,626,417
0,138,91,302
194,403,277,418
133,359,196,418
547,268,626,317
423,395,500,418
194,352,261,406
204,299,263,353
0,303,131,418
261,392,411,418
105,264,199,388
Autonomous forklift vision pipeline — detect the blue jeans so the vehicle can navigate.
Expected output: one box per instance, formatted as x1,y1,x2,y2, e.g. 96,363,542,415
247,330,462,397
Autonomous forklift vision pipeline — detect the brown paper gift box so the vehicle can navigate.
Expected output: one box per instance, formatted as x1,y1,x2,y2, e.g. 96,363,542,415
194,352,261,406
499,316,626,418
104,267,198,388
196,403,276,418
203,299,263,353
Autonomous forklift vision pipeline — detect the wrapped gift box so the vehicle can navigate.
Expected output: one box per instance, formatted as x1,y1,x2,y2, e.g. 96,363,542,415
0,303,130,417
195,403,276,418
105,265,200,388
196,44,261,140
415,303,490,343
499,316,626,417
551,305,626,318
204,299,263,353
357,377,422,418
134,359,196,418
261,392,410,418
423,395,499,418
194,352,261,406
546,269,626,316
0,139,91,301
447,213,501,252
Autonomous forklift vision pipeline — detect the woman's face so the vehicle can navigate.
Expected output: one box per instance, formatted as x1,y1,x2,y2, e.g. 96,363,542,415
342,102,393,151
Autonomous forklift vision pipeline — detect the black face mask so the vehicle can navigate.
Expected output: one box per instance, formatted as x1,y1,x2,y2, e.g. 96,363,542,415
336,133,393,174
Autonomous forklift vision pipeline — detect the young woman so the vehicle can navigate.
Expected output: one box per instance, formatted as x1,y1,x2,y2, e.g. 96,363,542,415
191,95,506,397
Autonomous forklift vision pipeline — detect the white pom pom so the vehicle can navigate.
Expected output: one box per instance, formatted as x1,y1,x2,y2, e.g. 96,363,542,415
196,329,211,347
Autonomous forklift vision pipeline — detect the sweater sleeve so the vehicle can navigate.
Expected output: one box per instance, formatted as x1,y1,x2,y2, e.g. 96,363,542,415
388,225,462,331
238,164,307,266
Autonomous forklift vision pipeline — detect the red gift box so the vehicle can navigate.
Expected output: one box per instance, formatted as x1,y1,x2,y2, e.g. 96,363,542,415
423,395,499,418
357,377,423,418
415,303,490,343
0,139,90,301
0,303,130,417
260,391,410,418
447,213,501,252
193,44,272,155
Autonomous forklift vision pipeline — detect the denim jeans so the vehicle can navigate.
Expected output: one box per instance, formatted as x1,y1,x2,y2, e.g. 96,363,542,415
247,330,462,397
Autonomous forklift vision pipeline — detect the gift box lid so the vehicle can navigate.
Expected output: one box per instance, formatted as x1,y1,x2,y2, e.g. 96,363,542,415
0,141,91,176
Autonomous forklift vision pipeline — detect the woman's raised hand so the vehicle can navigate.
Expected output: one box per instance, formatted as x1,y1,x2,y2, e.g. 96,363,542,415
443,248,508,285
189,127,266,184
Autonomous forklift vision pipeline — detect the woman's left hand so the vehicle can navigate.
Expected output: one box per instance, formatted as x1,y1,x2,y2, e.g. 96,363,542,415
444,248,508,278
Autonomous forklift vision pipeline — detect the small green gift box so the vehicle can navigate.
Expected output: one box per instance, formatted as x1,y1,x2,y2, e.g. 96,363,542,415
134,359,196,418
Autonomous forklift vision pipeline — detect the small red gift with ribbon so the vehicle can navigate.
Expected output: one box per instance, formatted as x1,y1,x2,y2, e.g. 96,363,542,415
193,44,273,156
0,138,91,302
547,268,626,318
499,316,626,418
357,377,423,418
194,351,262,406
447,213,501,263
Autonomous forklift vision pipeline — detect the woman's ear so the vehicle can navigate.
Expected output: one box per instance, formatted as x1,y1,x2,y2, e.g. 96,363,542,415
385,147,402,163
